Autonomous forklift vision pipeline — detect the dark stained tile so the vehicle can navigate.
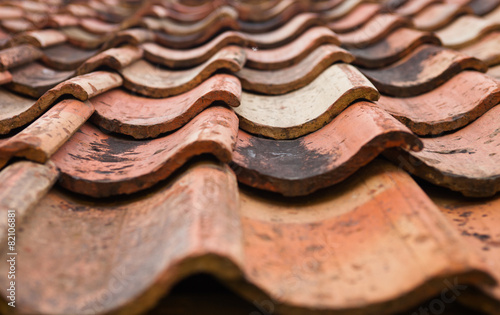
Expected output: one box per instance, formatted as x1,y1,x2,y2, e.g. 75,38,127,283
76,45,143,75
385,104,500,197
121,46,245,98
52,106,238,197
232,101,422,196
377,71,500,135
469,0,500,15
412,2,471,31
41,43,99,70
435,15,500,49
348,28,441,68
91,74,241,138
237,45,353,95
0,88,35,134
327,3,380,33
360,44,487,97
61,26,111,49
0,44,42,71
237,1,308,33
244,26,339,70
104,28,155,48
235,64,379,139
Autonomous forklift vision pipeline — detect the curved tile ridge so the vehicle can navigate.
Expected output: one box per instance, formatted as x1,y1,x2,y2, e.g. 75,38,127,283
321,0,368,21
141,6,239,36
52,106,239,197
235,0,303,23
244,26,340,70
327,3,380,33
231,101,422,196
91,74,241,139
0,100,94,168
121,46,246,98
338,14,411,48
76,45,143,75
385,104,500,197
0,44,42,71
235,64,379,139
435,15,500,49
237,44,353,95
142,31,247,68
394,0,443,16
360,44,487,97
412,2,472,31
378,71,500,136
239,160,493,315
460,31,500,66
349,28,441,69
10,29,67,48
103,28,156,49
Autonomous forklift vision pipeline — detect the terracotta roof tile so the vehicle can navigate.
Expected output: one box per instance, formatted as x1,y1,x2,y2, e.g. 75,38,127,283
327,3,380,33
460,31,500,65
0,70,12,85
41,43,98,70
435,15,500,49
0,44,42,71
12,29,67,48
468,0,500,15
321,0,373,21
412,2,471,31
76,44,142,75
394,0,444,17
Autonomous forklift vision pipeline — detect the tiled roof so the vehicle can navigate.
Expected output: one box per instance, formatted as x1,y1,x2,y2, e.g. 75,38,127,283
0,0,499,314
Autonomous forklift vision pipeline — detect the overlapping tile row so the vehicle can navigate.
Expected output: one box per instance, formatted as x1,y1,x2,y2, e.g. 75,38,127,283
0,1,500,315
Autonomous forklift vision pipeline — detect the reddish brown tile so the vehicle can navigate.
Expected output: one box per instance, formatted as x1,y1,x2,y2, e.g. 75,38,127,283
41,43,99,70
321,0,371,21
142,31,246,68
412,2,471,31
237,45,353,95
244,26,339,70
348,28,441,68
47,14,80,28
79,17,121,35
52,106,238,197
327,3,380,33
91,74,241,138
13,29,67,48
104,28,155,48
61,26,111,49
121,46,245,98
0,87,35,134
394,0,443,16
76,45,142,75
1,18,35,33
232,101,422,196
377,71,500,135
460,31,500,66
436,15,500,49
386,104,500,197
235,64,379,139
0,44,42,71
0,6,24,20
487,64,500,79
0,70,12,85
360,45,487,97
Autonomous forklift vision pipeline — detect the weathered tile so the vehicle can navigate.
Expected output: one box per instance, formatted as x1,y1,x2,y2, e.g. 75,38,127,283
0,70,12,85
232,101,422,196
41,43,99,70
79,18,121,34
487,64,500,79
52,106,238,197
460,32,500,66
327,3,380,33
0,161,241,315
377,71,500,135
0,88,36,134
244,26,340,70
349,28,441,68
394,0,443,16
469,0,500,15
435,15,500,49
91,74,241,138
121,46,245,98
104,28,155,48
13,29,67,48
47,14,80,28
413,2,471,31
338,14,411,48
1,18,35,33
0,99,94,165
360,44,487,97
321,0,371,21
0,44,42,71
237,45,353,95
237,1,308,33
7,62,75,98
235,64,379,139
238,160,493,314
76,45,142,75
61,26,111,49
142,31,246,68
235,0,288,22
385,104,500,197
309,0,344,12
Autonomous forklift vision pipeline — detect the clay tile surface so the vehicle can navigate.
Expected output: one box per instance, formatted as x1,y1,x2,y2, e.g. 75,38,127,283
360,44,487,96
234,64,379,139
469,0,500,15
435,15,500,49
0,70,12,85
13,29,67,48
232,101,422,196
91,74,241,138
327,3,380,33
321,0,368,20
460,31,500,66
237,45,353,95
394,0,443,16
412,2,472,31
0,44,42,71
121,46,246,97
52,106,238,197
76,45,143,75
41,44,99,70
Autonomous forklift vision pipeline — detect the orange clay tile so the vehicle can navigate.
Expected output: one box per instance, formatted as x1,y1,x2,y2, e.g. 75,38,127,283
238,160,493,314
234,64,379,139
52,106,239,197
232,101,422,196
7,62,75,98
427,188,500,313
41,44,98,71
385,104,500,197
394,0,444,16
91,74,241,139
0,99,94,166
337,14,411,48
12,29,67,48
104,28,156,48
0,71,12,85
327,3,380,33
79,18,121,34
349,28,441,68
0,6,24,20
76,45,142,75
61,26,112,49
460,32,500,66
0,44,42,71
1,19,35,33
435,15,500,49
0,88,35,134
360,44,487,97
237,45,353,95
412,2,471,31
142,31,247,68
487,64,500,79
377,71,500,136
244,26,340,70
241,0,305,23
1,161,243,315
0,161,57,244
321,0,372,21
234,0,286,22
469,0,500,15
121,46,245,98
47,14,80,28
309,0,344,12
